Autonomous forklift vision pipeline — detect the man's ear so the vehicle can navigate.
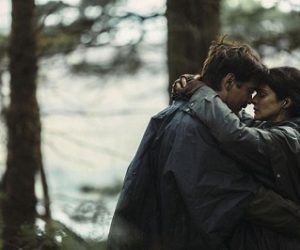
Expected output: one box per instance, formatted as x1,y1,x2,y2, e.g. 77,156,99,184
221,73,235,91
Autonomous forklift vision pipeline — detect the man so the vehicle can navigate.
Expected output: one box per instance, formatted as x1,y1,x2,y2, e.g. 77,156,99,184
107,39,300,250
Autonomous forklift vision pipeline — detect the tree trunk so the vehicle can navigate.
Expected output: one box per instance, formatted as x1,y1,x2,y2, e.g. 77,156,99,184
2,0,41,248
166,0,220,101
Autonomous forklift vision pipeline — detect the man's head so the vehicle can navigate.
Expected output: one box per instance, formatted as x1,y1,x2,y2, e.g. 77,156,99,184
200,37,268,113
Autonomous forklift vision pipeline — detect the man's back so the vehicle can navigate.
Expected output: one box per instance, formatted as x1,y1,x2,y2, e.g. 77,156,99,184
108,103,259,250
155,105,259,249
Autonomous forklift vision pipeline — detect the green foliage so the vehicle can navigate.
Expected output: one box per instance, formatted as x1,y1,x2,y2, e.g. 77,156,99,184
222,0,300,55
1,0,300,75
0,215,107,250
39,30,80,56
34,0,162,75
36,1,71,18
0,222,59,250
70,45,142,75
35,0,300,75
43,220,105,250
0,192,105,250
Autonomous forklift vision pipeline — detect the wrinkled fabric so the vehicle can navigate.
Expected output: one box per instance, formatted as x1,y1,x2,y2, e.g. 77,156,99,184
107,101,259,250
189,85,300,249
189,85,300,202
246,186,300,237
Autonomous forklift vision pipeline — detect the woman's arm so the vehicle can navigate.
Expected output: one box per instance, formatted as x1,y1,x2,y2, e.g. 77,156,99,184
188,85,276,173
174,80,300,236
248,186,300,237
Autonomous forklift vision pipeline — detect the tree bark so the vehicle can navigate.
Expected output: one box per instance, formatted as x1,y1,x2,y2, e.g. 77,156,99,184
166,0,220,101
2,0,41,248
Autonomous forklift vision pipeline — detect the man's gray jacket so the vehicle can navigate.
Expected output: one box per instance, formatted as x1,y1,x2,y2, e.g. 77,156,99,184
107,101,259,250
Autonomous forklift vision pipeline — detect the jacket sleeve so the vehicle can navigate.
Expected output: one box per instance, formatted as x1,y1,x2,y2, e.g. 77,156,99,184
189,85,275,174
247,186,300,237
189,86,300,236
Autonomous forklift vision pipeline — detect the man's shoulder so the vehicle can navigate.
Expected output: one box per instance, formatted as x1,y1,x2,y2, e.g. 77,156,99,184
149,101,214,138
152,101,186,119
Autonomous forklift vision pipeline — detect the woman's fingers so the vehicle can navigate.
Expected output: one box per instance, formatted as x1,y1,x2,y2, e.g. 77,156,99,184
173,77,187,94
179,76,188,88
172,74,201,96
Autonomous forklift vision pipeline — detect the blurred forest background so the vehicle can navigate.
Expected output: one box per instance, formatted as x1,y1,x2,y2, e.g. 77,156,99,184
0,0,300,249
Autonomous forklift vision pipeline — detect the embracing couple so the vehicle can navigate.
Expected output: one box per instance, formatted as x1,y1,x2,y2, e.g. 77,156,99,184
108,37,300,249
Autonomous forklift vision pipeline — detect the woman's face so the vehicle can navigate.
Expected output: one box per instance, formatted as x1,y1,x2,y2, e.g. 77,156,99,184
252,84,285,122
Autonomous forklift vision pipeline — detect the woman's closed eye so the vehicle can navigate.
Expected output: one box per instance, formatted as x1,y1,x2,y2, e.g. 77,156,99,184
255,90,267,98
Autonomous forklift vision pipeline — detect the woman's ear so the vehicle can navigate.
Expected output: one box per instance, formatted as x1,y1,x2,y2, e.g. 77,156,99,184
281,97,292,109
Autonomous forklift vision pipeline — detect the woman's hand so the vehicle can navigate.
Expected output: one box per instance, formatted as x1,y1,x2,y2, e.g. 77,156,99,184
171,74,203,100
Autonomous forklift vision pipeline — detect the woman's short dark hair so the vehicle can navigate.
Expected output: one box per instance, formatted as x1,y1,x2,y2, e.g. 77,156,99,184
268,67,300,117
200,37,268,90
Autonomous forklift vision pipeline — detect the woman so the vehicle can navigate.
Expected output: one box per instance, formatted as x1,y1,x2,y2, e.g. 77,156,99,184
175,66,300,249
